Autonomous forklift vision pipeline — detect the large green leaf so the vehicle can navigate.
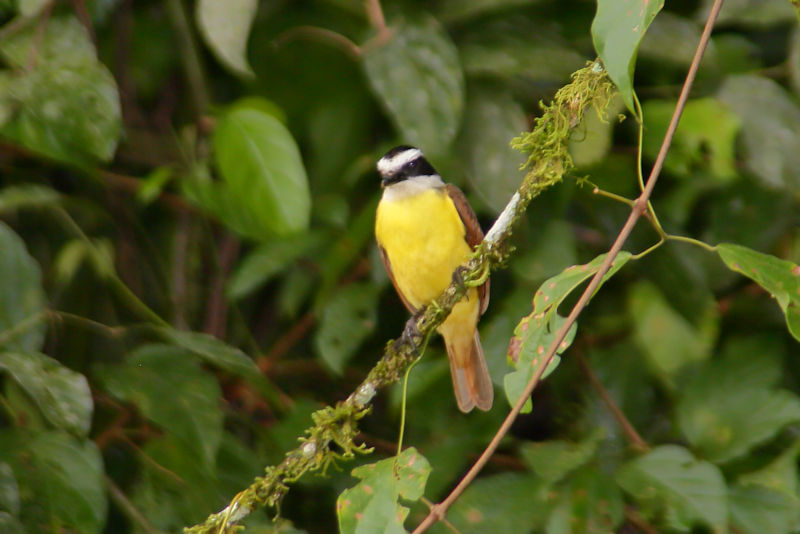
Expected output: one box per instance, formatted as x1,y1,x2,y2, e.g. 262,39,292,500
458,87,527,213
591,0,665,113
0,222,46,353
0,16,121,165
430,472,550,534
728,483,800,534
0,352,92,437
628,281,715,384
520,428,605,484
337,448,431,534
737,440,800,497
505,252,631,411
363,15,464,157
717,75,800,192
196,0,256,78
96,344,224,469
546,467,624,534
185,99,310,239
0,431,106,534
717,243,800,341
315,282,380,375
616,445,727,533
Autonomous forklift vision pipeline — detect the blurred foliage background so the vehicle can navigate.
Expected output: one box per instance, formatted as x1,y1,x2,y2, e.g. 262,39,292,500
0,0,800,533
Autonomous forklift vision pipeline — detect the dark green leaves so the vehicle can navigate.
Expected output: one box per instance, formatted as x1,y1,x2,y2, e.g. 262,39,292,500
337,448,431,534
363,15,464,157
0,16,121,166
184,99,311,239
592,0,665,113
0,222,46,353
717,243,800,341
315,282,379,374
616,445,727,532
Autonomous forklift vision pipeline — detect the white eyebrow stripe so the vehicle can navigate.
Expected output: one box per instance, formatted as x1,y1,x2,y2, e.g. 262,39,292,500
377,148,423,175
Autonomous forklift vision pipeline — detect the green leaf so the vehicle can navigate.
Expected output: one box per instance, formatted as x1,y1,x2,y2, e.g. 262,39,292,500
185,100,311,239
0,431,106,534
737,440,800,496
315,282,379,374
520,427,605,484
642,98,741,181
0,222,46,353
512,220,578,284
628,281,715,384
196,0,256,78
363,15,464,157
0,352,93,437
18,0,49,16
0,16,122,165
546,467,624,534
228,233,326,300
0,463,19,516
505,252,631,411
616,445,727,532
96,344,223,469
0,513,24,534
337,448,431,534
638,11,704,67
591,0,664,113
701,0,797,26
729,483,800,534
458,87,527,212
717,243,800,341
717,75,800,192
0,184,61,214
431,472,551,534
569,94,625,168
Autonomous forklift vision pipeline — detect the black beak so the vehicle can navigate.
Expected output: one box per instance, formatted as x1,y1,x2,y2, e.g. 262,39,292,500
380,173,403,187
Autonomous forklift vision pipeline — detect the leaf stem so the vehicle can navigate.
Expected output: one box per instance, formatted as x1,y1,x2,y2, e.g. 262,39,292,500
164,0,210,115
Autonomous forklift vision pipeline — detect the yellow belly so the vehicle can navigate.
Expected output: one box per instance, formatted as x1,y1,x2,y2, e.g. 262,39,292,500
375,188,476,310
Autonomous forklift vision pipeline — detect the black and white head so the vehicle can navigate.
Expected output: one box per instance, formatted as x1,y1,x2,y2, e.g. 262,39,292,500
377,146,444,197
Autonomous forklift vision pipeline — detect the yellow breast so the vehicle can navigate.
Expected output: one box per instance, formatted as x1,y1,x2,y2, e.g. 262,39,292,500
375,188,473,309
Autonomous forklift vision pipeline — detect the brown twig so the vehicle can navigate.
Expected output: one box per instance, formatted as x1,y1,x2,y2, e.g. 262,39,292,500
411,0,725,531
203,232,240,338
70,0,96,44
364,0,387,33
576,352,649,453
259,312,316,369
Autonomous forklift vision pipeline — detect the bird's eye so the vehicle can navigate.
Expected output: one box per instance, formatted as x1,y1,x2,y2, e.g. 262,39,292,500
408,160,417,168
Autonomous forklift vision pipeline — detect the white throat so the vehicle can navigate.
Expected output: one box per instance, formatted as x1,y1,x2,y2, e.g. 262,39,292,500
382,175,444,202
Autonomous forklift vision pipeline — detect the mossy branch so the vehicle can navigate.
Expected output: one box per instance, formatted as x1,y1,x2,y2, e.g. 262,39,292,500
184,61,616,534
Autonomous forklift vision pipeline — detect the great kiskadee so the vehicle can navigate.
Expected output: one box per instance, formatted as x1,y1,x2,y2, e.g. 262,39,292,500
375,146,493,412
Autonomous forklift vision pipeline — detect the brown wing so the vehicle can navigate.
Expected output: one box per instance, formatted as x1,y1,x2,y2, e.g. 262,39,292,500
378,245,418,314
445,184,490,315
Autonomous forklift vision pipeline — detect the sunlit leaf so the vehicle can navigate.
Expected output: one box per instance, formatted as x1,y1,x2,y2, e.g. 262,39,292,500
196,0,257,78
616,445,727,532
97,344,223,469
337,448,431,534
0,222,46,353
591,0,664,113
363,15,464,157
0,431,106,534
717,75,800,192
185,100,311,238
315,282,379,374
0,352,93,437
717,243,800,341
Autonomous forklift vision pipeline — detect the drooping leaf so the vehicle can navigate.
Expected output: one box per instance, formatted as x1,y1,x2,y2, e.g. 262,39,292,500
0,222,46,353
432,472,551,534
728,483,800,534
628,281,715,384
196,0,257,78
0,431,106,534
363,15,464,157
337,448,431,534
591,0,665,113
184,99,310,239
315,282,379,375
546,467,624,534
0,352,93,437
717,75,800,192
459,87,527,212
717,243,800,341
505,252,631,411
520,427,605,484
615,445,727,533
96,344,223,469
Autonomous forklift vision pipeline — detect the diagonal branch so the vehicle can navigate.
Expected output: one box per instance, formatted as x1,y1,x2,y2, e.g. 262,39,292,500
184,62,616,534
411,0,725,531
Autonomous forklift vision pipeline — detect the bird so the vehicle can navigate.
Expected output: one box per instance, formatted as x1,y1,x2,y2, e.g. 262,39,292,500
374,145,493,412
